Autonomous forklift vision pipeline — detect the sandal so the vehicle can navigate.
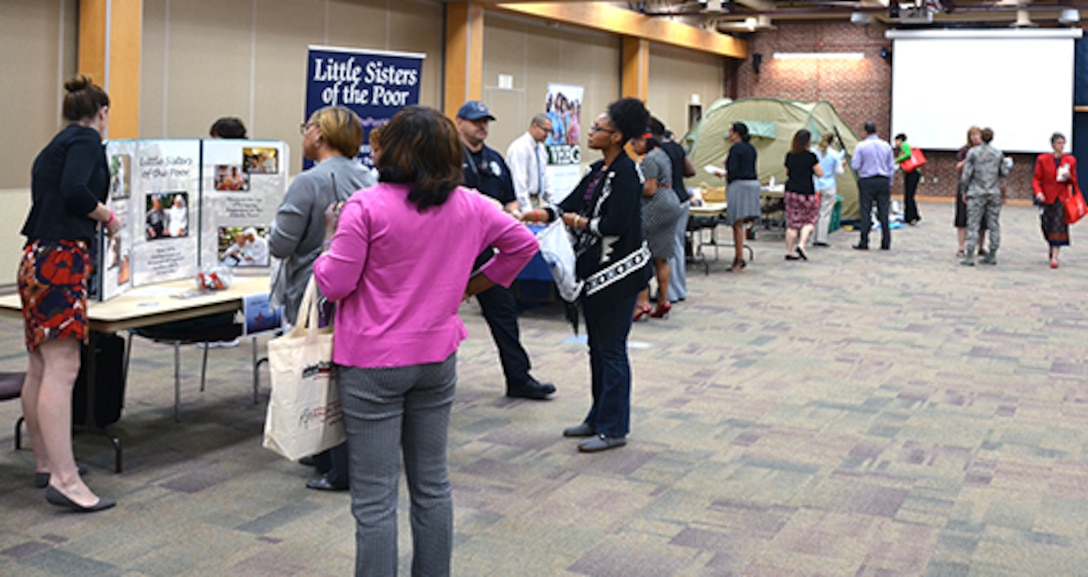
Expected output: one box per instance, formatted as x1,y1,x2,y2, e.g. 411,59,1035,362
956,249,966,258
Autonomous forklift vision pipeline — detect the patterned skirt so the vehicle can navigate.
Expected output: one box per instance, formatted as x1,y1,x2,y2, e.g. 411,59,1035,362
785,191,820,229
18,239,91,351
1040,201,1070,247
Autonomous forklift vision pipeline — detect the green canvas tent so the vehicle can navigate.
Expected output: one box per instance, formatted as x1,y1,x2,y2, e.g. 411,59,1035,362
682,97,863,220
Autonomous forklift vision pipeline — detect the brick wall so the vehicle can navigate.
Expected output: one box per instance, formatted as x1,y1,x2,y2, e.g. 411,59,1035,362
731,21,1035,202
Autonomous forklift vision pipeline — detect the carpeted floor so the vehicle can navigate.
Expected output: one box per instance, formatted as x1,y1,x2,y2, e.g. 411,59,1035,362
2,201,1088,577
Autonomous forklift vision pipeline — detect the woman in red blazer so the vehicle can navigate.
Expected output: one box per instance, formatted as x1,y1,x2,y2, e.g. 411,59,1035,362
1033,132,1079,268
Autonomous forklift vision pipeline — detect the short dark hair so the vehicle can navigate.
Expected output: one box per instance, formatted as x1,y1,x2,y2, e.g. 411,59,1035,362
605,98,650,143
864,122,877,135
731,122,750,143
980,128,994,143
790,129,812,155
1052,132,1066,144
894,133,906,141
210,117,248,139
648,116,666,138
377,106,463,211
63,75,109,122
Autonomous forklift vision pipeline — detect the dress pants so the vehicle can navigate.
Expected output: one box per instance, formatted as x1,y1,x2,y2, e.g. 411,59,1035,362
666,202,689,302
903,170,921,223
964,192,1002,257
476,283,532,388
339,354,457,577
858,176,892,249
815,186,837,244
581,292,637,438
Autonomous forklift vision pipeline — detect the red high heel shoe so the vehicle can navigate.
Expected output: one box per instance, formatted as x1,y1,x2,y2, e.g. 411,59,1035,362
633,304,652,322
650,301,671,319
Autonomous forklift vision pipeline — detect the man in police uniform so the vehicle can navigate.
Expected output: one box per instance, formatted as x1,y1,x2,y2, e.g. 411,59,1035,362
457,100,555,400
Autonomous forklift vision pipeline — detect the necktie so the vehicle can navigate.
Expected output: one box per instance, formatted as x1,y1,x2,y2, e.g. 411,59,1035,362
535,144,545,198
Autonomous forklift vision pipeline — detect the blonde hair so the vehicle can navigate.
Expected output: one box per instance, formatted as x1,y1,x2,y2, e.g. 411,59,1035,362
817,132,835,153
966,125,982,148
312,106,363,158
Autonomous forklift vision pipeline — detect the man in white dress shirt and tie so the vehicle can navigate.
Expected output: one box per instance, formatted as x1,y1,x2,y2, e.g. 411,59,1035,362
506,113,554,212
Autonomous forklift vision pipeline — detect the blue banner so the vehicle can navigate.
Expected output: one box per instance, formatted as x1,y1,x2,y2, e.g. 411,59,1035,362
305,45,425,169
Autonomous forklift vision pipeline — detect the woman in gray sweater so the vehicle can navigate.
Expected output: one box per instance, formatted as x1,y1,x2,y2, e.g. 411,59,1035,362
270,105,375,325
268,105,374,492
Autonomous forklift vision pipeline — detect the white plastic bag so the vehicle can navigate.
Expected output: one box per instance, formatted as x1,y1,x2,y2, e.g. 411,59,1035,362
536,220,583,302
263,276,345,460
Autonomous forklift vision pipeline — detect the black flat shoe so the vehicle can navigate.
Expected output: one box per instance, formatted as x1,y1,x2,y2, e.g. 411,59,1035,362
35,465,88,489
813,241,830,247
44,486,115,513
305,476,348,492
852,244,869,251
796,247,808,261
784,254,800,261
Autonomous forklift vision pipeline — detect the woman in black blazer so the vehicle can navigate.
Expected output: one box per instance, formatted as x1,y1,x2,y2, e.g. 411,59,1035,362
522,97,651,452
20,76,122,512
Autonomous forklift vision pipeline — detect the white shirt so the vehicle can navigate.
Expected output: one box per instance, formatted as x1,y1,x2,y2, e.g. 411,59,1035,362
243,236,269,266
505,131,552,211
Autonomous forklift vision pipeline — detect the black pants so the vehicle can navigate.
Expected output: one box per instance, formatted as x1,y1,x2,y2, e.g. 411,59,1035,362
476,283,531,388
903,170,921,223
858,176,892,249
313,442,350,487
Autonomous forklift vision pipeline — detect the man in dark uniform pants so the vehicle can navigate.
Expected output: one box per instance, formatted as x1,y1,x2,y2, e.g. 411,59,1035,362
456,100,555,400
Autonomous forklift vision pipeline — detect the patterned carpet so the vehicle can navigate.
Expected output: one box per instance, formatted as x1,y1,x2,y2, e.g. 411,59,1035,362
2,201,1088,577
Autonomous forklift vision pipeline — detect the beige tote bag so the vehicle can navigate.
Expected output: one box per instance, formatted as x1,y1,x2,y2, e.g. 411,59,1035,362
262,276,345,460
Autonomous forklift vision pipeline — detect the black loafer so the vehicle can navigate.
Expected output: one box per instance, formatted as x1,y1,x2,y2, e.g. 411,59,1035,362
852,244,869,251
577,435,627,453
506,379,555,400
305,476,348,492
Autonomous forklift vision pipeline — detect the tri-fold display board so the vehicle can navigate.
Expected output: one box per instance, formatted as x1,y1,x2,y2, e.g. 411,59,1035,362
97,138,289,301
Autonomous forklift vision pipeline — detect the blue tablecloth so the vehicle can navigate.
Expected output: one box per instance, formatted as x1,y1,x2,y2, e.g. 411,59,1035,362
517,224,552,282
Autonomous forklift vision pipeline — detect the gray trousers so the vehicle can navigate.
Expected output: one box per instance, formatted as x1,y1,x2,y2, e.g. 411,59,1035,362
339,353,457,577
814,186,837,244
666,200,690,302
965,192,1002,258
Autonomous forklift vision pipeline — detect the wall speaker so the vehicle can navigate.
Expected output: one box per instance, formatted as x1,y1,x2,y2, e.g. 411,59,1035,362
753,53,763,75
880,46,892,64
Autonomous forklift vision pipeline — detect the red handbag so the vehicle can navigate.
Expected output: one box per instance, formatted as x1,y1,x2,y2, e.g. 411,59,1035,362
899,148,926,173
1061,184,1087,225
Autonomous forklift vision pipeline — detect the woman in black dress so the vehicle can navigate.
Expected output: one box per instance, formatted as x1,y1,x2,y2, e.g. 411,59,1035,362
521,98,651,452
783,129,823,260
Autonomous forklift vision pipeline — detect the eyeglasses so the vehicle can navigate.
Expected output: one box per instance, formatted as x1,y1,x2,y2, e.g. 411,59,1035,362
589,124,616,134
299,121,316,135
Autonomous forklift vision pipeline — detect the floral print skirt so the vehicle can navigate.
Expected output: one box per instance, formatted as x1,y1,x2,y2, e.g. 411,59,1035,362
18,239,91,351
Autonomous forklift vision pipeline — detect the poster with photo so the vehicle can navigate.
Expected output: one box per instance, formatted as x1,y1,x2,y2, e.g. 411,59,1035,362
98,139,139,300
544,83,584,202
130,139,201,287
201,139,288,274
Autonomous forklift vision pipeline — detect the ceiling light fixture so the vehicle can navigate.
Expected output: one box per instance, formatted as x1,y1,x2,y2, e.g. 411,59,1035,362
773,52,865,60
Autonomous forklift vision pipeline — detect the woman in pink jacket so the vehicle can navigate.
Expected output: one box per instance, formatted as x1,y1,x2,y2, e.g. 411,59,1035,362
313,105,537,577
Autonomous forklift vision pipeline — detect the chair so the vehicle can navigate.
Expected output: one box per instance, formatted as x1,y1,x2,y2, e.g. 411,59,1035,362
123,312,255,422
0,371,26,450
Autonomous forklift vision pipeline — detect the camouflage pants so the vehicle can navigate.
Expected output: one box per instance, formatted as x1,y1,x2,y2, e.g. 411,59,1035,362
964,192,1001,259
